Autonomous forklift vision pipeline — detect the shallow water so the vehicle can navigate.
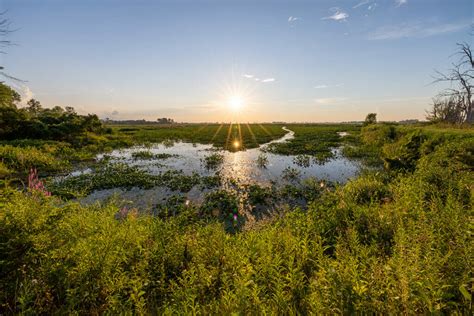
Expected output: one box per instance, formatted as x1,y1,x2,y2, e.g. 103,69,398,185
95,127,358,184
75,127,360,208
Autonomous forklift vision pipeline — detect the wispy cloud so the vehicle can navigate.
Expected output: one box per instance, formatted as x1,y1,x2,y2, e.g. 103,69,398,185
354,1,377,13
242,74,275,83
314,97,347,105
395,0,407,7
368,21,470,40
322,8,349,21
314,83,344,89
353,0,371,9
288,16,301,23
288,16,302,27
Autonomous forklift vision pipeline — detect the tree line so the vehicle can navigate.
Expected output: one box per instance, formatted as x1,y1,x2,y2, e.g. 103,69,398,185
0,83,104,141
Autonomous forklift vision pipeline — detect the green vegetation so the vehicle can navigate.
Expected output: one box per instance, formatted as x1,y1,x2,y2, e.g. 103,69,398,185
0,83,472,313
48,164,223,198
1,127,472,313
266,124,360,162
202,152,224,169
112,123,287,151
131,151,176,160
256,153,269,168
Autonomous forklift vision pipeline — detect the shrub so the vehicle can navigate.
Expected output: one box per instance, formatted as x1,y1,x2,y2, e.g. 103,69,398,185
382,130,427,171
343,174,389,205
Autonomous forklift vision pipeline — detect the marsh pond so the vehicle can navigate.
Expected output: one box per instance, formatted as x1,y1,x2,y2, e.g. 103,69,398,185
51,127,361,228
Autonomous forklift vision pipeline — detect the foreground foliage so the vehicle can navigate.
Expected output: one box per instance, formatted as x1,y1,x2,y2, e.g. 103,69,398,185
1,126,472,314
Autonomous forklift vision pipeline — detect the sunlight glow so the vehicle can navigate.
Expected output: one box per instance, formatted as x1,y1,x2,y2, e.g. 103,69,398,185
233,140,240,148
228,95,244,112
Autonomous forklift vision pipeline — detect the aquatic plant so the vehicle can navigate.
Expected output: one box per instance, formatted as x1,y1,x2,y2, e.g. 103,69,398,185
256,153,269,168
131,150,177,160
200,189,238,218
131,150,155,160
293,154,311,167
281,166,300,181
202,153,224,169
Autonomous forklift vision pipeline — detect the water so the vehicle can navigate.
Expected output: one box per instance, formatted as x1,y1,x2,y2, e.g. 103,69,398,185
75,127,360,208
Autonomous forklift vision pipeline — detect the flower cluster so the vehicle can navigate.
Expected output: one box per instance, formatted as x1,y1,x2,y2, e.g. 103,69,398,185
28,168,51,196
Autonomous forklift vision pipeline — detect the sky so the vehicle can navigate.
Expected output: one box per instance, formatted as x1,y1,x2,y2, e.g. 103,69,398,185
1,0,473,122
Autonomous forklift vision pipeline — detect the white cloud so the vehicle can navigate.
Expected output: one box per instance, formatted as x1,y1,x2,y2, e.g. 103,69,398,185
353,0,371,9
314,83,344,89
243,74,275,83
21,86,34,104
323,8,349,21
395,0,407,7
368,21,470,40
314,97,347,105
13,84,34,106
288,16,301,22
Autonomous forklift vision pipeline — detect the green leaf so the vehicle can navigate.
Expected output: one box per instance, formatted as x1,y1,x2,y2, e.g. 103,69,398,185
459,285,471,301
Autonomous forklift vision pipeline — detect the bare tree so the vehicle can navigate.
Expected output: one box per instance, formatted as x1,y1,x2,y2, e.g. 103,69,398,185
0,11,21,82
426,96,465,124
431,36,474,124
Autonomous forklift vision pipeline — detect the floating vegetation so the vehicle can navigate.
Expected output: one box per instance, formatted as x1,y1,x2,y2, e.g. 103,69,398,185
293,154,311,168
49,163,213,197
246,184,273,206
162,139,175,148
281,166,301,181
202,153,224,169
256,153,269,168
131,150,155,160
200,189,238,219
132,151,177,160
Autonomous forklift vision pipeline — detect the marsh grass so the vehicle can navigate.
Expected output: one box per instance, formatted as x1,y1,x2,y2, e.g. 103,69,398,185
0,123,472,314
202,153,224,169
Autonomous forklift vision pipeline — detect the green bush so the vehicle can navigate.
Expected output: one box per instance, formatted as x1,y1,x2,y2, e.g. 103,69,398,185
0,145,68,175
342,174,389,205
382,130,427,171
361,124,397,147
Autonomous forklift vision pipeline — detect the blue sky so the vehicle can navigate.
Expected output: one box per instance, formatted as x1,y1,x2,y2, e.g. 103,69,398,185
2,0,472,122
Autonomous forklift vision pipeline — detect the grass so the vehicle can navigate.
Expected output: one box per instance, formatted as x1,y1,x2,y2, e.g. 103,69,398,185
266,124,361,161
0,122,473,314
131,151,176,160
111,123,287,151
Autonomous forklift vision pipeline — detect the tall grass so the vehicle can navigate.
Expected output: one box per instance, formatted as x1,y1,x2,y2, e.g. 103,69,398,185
1,128,472,314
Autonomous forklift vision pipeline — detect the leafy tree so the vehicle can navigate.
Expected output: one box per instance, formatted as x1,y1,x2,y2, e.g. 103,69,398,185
0,82,20,107
364,113,377,126
26,98,42,116
0,83,104,140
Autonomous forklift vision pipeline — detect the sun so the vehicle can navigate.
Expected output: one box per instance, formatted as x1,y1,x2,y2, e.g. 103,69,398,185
228,95,244,112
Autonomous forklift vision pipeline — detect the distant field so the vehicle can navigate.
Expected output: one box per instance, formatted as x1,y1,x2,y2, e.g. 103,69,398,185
109,123,287,150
